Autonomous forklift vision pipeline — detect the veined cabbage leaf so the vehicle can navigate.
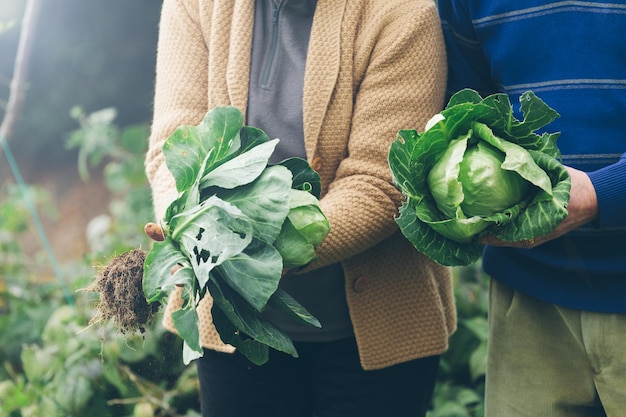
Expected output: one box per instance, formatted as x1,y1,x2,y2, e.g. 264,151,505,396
143,107,329,365
388,89,571,266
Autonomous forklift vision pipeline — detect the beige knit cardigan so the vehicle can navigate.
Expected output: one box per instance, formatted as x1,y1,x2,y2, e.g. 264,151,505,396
145,0,456,370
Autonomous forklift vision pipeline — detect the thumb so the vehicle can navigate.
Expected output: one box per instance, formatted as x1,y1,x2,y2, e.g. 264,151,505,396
144,222,165,241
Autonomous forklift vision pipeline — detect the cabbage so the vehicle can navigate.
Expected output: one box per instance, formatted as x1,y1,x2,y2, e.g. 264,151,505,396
142,107,328,365
274,188,330,268
388,89,571,266
457,141,530,217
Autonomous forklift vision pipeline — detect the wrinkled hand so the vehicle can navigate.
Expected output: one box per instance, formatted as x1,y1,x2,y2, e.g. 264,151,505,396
479,166,599,249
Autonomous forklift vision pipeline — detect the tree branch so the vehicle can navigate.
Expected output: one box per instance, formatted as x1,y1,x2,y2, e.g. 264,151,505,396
0,0,42,157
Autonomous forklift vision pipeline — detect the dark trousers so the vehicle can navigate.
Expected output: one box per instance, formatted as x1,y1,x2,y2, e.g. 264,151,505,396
196,336,440,417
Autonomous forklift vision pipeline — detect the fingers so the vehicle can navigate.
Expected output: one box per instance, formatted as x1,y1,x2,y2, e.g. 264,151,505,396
144,222,165,241
479,233,541,249
518,238,536,249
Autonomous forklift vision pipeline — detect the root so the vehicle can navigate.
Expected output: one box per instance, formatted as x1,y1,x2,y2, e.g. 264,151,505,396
85,249,160,334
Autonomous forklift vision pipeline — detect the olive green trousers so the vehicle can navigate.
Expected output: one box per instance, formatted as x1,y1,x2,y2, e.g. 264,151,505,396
485,279,626,417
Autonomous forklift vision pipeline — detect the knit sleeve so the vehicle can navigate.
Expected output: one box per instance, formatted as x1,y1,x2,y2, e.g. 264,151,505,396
587,152,626,229
310,0,448,268
145,0,209,221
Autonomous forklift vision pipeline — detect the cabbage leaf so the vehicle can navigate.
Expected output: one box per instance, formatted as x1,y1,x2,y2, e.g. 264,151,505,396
143,107,328,365
389,89,571,266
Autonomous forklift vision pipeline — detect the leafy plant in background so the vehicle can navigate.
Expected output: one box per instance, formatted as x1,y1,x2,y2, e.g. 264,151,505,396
428,264,488,417
66,106,154,255
0,184,62,381
0,108,202,416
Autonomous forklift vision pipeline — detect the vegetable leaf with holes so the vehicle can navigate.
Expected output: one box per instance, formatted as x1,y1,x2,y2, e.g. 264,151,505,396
142,107,329,365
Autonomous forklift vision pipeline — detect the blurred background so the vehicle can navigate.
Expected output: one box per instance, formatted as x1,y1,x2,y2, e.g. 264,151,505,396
0,2,205,416
0,0,160,260
0,1,488,416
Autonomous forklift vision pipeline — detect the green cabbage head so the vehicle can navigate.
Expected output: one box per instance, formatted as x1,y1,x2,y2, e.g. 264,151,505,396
388,89,571,266
274,188,330,268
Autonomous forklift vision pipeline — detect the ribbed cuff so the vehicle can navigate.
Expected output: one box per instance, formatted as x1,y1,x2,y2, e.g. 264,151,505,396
587,153,626,229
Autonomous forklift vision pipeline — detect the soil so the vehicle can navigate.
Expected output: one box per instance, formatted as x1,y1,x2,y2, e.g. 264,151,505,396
86,248,158,333
1,153,156,332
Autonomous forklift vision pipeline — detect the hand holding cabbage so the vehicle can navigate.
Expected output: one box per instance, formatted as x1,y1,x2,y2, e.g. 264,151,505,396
388,89,571,266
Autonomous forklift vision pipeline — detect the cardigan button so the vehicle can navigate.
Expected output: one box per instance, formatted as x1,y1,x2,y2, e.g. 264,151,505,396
311,157,323,172
352,276,369,293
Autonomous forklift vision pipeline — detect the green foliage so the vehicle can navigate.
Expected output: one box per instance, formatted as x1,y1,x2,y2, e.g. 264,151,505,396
428,263,488,417
0,185,62,377
146,107,328,365
0,184,57,280
66,106,154,256
0,108,201,416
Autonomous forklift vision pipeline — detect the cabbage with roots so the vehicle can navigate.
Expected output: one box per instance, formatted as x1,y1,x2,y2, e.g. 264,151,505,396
388,89,571,266
143,107,329,365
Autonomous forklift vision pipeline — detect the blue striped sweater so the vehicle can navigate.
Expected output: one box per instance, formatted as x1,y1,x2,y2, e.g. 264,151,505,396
438,0,626,313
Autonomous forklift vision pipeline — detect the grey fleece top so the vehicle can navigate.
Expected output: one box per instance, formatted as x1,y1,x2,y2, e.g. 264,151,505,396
247,0,353,342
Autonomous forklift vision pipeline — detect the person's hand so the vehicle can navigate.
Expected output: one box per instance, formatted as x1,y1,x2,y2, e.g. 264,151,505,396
144,222,165,241
479,166,599,249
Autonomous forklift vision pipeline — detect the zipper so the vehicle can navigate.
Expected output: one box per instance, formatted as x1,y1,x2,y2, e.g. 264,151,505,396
260,0,284,87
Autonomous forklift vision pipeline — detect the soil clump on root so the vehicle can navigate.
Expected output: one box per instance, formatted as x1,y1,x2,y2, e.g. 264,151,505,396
86,249,159,333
